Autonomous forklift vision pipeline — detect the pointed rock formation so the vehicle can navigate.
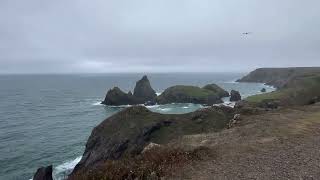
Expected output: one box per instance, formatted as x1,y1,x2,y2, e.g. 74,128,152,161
101,76,157,106
133,75,157,102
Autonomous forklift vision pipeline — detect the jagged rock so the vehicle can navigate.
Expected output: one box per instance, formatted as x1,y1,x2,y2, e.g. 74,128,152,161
101,76,156,106
101,87,134,105
134,75,157,102
156,84,228,105
33,165,53,180
230,90,241,102
261,88,266,92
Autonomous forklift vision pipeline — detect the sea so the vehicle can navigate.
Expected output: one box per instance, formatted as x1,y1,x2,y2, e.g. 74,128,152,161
0,73,275,180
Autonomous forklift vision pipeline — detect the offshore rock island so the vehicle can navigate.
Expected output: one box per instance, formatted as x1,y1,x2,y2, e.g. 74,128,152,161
101,75,231,106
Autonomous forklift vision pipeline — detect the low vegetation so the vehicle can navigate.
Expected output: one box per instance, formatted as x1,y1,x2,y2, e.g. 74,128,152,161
69,146,213,180
245,74,320,106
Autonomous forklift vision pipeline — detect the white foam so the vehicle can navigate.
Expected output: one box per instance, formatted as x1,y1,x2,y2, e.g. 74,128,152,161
92,101,102,106
182,106,189,109
159,108,172,112
156,92,162,96
146,105,160,109
53,156,82,180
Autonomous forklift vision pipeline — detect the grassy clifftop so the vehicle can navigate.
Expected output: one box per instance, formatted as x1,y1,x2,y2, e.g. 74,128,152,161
237,67,320,88
242,68,320,106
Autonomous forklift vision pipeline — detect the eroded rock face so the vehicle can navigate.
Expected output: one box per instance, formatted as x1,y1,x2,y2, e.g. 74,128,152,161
230,90,241,102
33,165,53,180
70,105,234,177
133,75,157,102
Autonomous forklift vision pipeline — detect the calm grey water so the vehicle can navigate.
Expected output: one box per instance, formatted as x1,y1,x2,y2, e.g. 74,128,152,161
0,73,274,180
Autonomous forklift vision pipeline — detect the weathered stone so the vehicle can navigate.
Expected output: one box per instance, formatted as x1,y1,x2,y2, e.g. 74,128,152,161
33,165,53,180
230,90,241,102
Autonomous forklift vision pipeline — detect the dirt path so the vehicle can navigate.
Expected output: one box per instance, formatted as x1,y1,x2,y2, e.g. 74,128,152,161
170,103,320,180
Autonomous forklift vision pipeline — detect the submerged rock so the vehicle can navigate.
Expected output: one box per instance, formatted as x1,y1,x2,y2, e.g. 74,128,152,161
230,90,241,102
33,165,53,180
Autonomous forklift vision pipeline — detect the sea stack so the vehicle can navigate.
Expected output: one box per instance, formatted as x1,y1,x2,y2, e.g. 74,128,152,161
133,75,157,103
101,75,157,106
230,90,241,102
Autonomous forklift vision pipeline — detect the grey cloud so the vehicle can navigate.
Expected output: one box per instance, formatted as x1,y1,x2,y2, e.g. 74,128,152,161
0,0,319,73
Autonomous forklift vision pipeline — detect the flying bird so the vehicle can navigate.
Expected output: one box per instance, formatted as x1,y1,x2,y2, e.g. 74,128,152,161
242,32,252,35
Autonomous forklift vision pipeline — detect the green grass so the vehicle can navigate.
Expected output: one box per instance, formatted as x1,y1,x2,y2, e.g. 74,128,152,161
165,86,218,98
246,89,292,103
245,74,320,105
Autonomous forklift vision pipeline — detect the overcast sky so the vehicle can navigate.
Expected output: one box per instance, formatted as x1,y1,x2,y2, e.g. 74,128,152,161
0,0,319,73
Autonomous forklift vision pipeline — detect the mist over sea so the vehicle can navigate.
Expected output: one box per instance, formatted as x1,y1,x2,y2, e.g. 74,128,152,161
0,73,274,180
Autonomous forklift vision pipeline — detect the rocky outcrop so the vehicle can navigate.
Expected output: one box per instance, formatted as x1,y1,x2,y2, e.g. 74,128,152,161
33,165,53,180
101,76,156,106
156,84,228,105
101,87,135,105
230,90,241,102
134,75,157,102
70,105,234,177
261,88,266,92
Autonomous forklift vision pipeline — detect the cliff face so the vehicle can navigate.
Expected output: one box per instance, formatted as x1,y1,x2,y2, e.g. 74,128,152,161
70,105,234,177
237,67,320,88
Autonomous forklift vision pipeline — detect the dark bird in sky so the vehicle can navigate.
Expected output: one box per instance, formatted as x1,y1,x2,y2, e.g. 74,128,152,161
242,32,252,35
